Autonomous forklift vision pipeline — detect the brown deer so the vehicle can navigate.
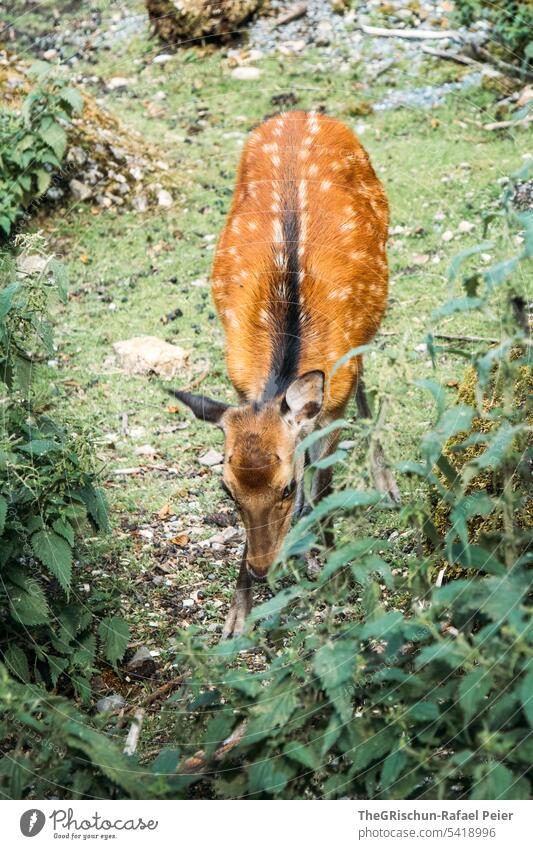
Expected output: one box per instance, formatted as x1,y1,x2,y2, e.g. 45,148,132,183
171,111,399,638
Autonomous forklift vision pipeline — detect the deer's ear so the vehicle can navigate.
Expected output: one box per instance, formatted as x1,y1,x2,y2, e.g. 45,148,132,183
167,389,231,426
282,370,324,426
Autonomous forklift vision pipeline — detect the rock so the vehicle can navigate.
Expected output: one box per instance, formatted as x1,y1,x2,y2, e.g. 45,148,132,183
16,254,48,276
106,76,133,90
126,646,157,679
205,526,240,546
199,448,224,466
69,178,93,201
458,220,474,233
442,230,454,242
315,19,332,46
134,443,157,456
330,0,350,12
182,598,195,609
96,694,125,714
133,195,148,213
157,189,173,208
146,0,266,45
112,335,189,379
231,66,262,80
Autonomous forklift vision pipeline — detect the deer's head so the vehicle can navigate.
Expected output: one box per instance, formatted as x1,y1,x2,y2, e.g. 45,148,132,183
173,371,324,580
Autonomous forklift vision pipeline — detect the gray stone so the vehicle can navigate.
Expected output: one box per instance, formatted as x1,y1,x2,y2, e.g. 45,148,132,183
126,646,157,678
96,694,125,714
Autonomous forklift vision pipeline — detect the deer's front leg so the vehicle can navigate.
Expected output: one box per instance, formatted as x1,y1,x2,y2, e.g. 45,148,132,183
221,548,252,639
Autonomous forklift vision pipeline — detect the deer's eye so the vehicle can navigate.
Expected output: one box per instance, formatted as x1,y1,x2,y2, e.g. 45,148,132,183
220,480,234,501
282,479,296,500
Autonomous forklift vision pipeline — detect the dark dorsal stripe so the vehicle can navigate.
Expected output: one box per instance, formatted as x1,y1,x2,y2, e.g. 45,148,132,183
262,181,301,402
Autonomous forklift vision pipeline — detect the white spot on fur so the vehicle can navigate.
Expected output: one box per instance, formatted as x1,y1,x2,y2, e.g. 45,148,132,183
273,218,283,243
272,154,281,168
340,221,355,232
321,179,331,191
308,163,318,176
275,251,285,269
248,220,257,231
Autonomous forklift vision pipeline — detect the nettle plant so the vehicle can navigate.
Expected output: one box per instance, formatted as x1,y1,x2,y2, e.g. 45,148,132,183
0,61,83,236
157,170,532,800
0,237,128,700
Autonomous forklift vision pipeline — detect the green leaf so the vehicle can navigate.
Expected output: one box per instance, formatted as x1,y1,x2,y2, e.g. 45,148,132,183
250,685,299,732
447,241,493,282
98,616,130,665
36,168,51,195
295,419,348,458
61,87,84,114
406,701,440,722
4,645,30,682
248,758,291,797
471,763,520,801
151,748,180,775
31,529,72,593
381,748,407,789
0,282,20,319
313,640,357,692
18,439,59,456
351,733,392,771
283,741,319,770
519,666,533,728
7,576,49,625
459,667,492,723
0,495,7,536
52,517,74,547
422,405,474,466
39,122,67,160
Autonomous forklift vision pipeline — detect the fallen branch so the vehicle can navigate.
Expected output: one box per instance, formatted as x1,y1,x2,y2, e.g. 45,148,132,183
433,333,498,344
270,2,307,30
179,721,247,775
468,44,531,80
123,709,145,756
115,675,187,730
482,114,533,131
421,45,478,66
360,24,463,43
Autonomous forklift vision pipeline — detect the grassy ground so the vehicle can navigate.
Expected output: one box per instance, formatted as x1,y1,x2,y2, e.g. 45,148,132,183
2,0,530,756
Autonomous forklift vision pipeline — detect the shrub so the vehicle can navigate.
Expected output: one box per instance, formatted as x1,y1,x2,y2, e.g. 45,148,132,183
0,63,82,236
0,664,151,799
160,169,532,799
453,1,533,70
0,237,129,701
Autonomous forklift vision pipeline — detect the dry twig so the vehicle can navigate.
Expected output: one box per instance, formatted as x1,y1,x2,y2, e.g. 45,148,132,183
270,2,307,30
359,24,463,43
123,709,145,756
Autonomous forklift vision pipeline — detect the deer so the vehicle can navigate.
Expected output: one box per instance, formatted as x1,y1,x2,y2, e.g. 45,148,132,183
171,111,399,638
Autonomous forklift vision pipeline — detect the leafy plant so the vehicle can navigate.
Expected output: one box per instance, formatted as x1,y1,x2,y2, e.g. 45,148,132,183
0,236,128,701
0,62,83,237
453,1,533,71
0,664,151,799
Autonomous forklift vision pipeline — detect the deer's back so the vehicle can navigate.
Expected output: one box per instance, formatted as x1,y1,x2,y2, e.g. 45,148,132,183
212,111,389,415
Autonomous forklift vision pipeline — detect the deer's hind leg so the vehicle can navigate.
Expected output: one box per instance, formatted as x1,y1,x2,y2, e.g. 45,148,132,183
355,372,401,506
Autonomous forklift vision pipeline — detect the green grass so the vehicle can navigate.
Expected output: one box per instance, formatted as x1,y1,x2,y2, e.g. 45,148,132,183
8,0,530,753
